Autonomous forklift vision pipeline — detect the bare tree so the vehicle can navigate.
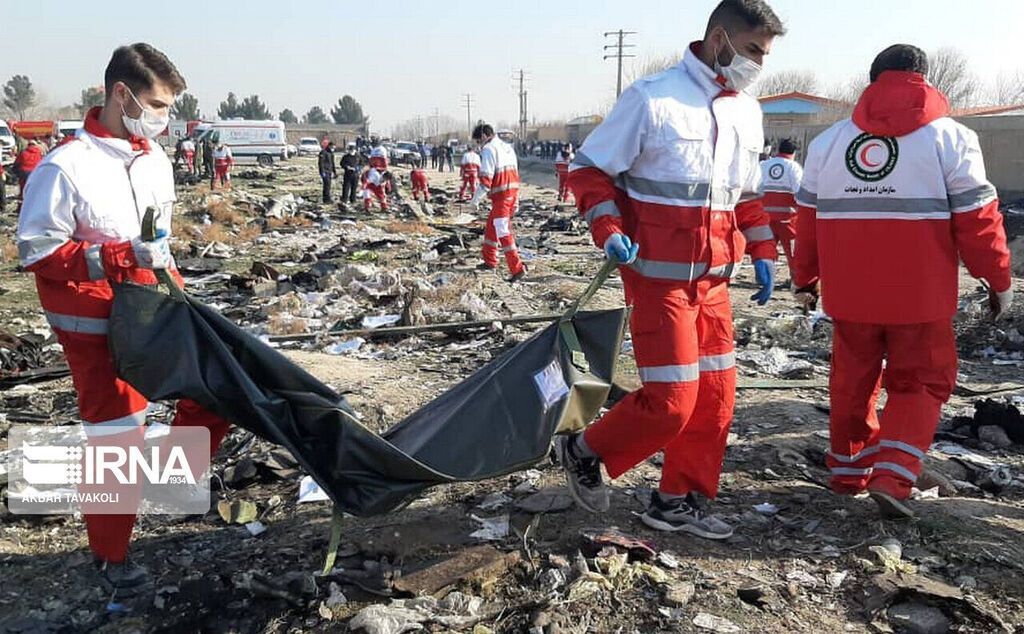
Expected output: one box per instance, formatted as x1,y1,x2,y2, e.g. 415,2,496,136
755,70,819,97
625,52,683,86
986,70,1024,106
927,47,980,109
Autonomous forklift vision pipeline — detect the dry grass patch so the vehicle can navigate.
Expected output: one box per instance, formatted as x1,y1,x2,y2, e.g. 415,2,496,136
0,235,18,263
266,216,313,230
385,221,435,235
205,198,246,225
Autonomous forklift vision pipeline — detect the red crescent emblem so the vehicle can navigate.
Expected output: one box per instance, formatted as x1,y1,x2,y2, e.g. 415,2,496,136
859,142,883,168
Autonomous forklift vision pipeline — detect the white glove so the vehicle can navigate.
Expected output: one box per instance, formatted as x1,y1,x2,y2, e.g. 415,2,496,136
131,235,171,270
469,186,486,208
990,287,1014,321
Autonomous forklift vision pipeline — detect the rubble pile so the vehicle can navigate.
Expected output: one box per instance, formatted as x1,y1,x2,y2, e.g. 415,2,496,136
1,157,1024,633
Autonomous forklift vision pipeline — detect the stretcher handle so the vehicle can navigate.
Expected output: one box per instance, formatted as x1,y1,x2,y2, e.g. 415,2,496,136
558,257,618,371
141,206,187,301
561,257,618,321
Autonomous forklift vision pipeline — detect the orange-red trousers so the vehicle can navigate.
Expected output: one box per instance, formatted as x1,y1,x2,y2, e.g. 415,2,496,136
583,279,736,498
460,173,478,201
827,319,957,499
58,330,231,563
769,216,795,273
482,192,524,275
363,184,388,211
557,172,571,202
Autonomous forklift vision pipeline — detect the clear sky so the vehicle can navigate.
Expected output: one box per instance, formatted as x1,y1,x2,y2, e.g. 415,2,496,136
3,0,1022,133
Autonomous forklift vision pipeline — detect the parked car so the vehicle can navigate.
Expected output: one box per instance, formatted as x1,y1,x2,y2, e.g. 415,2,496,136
297,137,321,156
285,144,298,159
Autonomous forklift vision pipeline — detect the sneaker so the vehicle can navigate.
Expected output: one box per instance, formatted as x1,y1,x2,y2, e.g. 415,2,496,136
640,492,734,539
868,490,915,519
95,558,151,598
508,267,528,283
554,434,609,513
476,262,497,272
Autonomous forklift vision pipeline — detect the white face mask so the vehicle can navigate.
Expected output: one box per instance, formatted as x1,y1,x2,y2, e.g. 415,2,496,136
120,86,170,139
714,30,762,92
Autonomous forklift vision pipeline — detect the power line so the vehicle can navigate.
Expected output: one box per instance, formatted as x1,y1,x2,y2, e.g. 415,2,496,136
461,93,474,138
603,30,637,98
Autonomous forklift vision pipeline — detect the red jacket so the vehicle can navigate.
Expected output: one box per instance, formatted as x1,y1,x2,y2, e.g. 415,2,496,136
14,144,43,180
793,71,1011,324
568,43,774,287
411,168,428,189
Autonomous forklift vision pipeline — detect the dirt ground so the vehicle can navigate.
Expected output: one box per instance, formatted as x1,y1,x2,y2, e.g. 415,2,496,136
2,154,1024,633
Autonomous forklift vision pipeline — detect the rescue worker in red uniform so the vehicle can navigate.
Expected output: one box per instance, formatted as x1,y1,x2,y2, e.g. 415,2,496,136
181,137,196,173
556,0,784,539
13,140,44,197
459,148,481,201
792,45,1013,519
362,147,390,211
410,164,430,202
555,144,574,203
471,124,525,281
758,138,802,276
16,43,232,597
211,141,233,189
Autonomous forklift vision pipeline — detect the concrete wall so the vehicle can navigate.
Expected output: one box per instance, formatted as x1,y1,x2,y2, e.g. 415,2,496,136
285,124,364,146
765,115,1024,202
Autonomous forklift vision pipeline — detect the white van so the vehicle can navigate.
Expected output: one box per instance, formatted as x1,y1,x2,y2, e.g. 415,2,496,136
0,119,15,164
56,120,83,139
191,120,287,166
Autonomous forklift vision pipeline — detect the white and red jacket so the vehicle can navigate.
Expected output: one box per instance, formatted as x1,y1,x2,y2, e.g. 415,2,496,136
555,150,573,176
460,150,481,177
478,137,519,199
213,145,233,171
181,139,196,155
369,146,389,171
793,71,1011,324
16,107,179,335
759,154,802,219
568,42,774,286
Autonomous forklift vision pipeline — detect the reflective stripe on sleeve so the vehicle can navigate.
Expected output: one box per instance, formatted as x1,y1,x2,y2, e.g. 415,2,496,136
742,225,774,242
948,183,998,212
584,200,621,224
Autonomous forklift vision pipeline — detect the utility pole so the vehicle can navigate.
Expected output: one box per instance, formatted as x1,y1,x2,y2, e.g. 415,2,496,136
461,93,474,139
603,30,637,98
512,70,529,141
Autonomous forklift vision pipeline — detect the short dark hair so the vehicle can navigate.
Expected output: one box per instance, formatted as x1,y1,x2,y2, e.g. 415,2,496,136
778,138,796,154
870,44,928,82
104,43,186,97
472,123,494,141
706,0,786,37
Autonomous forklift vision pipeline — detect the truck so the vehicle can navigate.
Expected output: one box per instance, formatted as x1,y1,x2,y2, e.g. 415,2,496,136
190,120,288,166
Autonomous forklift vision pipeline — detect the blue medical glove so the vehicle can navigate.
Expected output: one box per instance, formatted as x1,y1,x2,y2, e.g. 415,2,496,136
603,233,639,264
750,259,775,305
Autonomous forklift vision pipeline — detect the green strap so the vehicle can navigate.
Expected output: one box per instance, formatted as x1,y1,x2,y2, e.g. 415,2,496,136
559,258,618,371
322,505,345,575
140,206,187,301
